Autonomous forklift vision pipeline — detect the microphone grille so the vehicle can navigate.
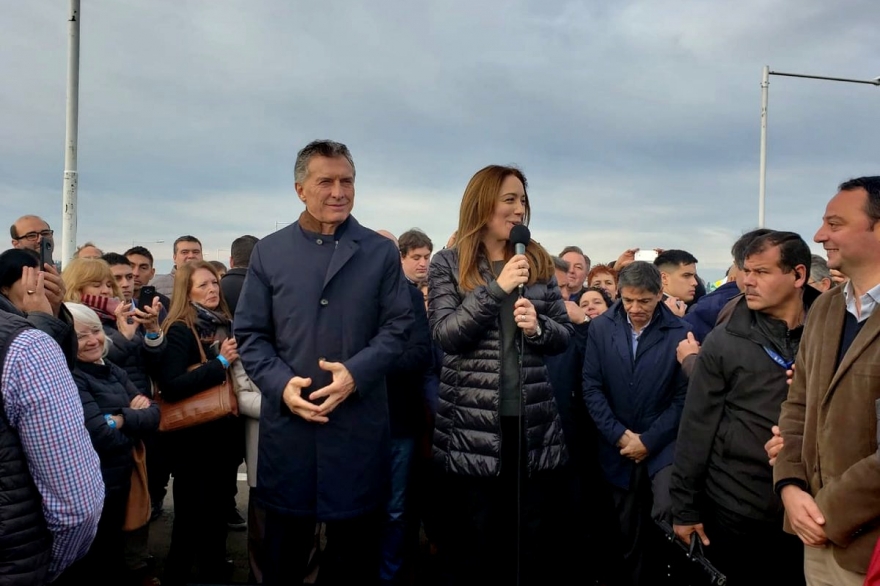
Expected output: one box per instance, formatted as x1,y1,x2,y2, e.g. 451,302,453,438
509,224,531,247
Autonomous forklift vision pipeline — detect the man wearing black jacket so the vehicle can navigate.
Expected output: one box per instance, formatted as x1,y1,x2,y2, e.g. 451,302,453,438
670,231,814,585
221,235,259,317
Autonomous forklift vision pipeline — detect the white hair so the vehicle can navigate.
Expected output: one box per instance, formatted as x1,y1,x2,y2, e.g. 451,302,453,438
64,302,112,359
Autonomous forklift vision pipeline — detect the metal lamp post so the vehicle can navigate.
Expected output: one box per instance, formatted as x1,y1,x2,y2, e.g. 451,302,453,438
61,0,81,265
758,66,880,227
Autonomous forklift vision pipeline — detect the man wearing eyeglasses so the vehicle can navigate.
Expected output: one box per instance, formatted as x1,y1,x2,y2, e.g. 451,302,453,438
7,215,69,336
9,215,54,253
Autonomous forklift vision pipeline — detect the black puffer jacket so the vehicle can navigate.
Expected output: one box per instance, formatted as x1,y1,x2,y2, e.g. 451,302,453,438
428,248,572,477
0,294,77,370
102,323,165,398
72,360,160,497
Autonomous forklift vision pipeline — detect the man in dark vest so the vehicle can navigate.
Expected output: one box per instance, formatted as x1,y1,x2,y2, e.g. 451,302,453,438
0,310,103,584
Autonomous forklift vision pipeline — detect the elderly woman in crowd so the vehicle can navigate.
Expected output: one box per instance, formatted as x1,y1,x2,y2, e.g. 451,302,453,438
61,256,166,584
428,164,572,586
62,257,165,396
56,302,160,584
154,260,240,585
588,264,619,299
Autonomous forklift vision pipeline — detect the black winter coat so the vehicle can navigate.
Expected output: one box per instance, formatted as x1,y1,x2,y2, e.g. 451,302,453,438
670,289,818,525
0,294,77,370
428,248,572,477
151,321,239,474
103,323,165,398
73,360,160,497
386,282,432,438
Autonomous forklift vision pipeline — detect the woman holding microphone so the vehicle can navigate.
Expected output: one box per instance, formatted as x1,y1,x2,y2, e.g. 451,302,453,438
428,165,573,586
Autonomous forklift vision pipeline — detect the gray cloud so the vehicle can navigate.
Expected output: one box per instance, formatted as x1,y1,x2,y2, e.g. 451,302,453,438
2,0,879,278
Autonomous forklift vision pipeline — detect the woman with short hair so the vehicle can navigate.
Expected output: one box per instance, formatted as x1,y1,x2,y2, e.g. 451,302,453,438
57,302,160,584
62,258,165,396
579,286,614,320
588,264,619,299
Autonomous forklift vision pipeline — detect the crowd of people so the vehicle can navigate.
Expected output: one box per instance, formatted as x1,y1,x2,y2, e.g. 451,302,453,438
1,139,879,586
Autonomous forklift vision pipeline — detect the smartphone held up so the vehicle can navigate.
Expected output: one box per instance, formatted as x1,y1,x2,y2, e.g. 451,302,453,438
634,249,658,263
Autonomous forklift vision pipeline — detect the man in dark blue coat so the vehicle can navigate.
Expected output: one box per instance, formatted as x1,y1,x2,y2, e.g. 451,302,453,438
234,140,413,585
582,261,690,586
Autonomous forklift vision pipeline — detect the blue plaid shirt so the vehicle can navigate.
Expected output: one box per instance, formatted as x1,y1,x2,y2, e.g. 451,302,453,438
1,329,104,579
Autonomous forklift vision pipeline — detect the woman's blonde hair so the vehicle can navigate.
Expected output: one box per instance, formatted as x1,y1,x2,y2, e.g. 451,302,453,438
62,257,122,302
64,302,111,359
161,260,231,333
455,165,553,292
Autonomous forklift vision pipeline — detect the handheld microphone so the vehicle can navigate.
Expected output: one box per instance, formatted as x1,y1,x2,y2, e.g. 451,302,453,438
509,224,531,295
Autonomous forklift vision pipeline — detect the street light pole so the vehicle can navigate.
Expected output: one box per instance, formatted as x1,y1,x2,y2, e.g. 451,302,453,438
759,66,769,228
757,66,879,228
61,0,81,265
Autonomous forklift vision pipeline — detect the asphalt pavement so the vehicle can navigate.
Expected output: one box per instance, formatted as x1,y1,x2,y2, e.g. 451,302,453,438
146,464,253,585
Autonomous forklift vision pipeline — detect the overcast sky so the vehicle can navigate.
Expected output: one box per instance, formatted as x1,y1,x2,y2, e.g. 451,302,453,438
2,0,878,277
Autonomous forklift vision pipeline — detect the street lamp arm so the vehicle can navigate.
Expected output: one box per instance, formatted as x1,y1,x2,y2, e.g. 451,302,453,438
770,71,880,86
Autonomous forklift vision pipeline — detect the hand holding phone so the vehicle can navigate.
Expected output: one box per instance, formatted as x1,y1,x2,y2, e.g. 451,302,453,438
40,239,54,269
634,249,658,262
138,286,158,312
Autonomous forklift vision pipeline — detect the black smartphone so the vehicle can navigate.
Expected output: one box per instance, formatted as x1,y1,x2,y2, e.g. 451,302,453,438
138,285,157,310
39,239,53,269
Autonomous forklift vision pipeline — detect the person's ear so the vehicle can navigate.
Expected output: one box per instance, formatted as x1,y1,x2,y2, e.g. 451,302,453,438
794,265,808,286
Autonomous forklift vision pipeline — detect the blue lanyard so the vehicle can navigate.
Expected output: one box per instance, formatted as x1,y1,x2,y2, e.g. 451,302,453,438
762,346,794,370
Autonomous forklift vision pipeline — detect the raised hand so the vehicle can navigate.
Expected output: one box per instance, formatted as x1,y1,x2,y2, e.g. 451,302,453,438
17,267,53,315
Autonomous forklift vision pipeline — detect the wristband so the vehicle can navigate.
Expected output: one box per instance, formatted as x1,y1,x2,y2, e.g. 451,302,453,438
145,330,161,340
104,413,117,429
217,355,230,369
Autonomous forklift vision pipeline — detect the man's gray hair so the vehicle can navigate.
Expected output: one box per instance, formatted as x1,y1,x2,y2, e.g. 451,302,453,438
810,254,831,284
617,261,662,295
294,140,356,184
551,256,570,272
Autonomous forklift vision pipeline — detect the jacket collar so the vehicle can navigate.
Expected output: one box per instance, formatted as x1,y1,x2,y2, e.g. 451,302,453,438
0,294,25,318
725,285,819,340
297,210,355,239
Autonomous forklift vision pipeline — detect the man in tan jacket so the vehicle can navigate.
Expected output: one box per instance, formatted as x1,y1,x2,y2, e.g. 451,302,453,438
775,176,880,585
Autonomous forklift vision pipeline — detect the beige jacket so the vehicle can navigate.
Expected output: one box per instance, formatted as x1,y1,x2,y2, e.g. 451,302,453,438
231,359,261,488
775,286,880,573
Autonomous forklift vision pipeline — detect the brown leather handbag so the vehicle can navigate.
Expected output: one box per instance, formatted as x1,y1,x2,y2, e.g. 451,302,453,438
122,440,151,531
156,325,238,432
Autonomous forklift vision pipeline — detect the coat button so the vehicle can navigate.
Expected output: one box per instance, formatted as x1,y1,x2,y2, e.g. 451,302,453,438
316,238,323,245
320,299,329,306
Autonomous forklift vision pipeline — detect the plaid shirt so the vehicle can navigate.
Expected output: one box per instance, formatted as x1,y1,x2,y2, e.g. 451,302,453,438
1,328,104,579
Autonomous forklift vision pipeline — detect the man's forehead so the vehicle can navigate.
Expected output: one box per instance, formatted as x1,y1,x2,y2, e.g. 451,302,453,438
177,243,201,252
128,254,151,266
15,217,49,231
110,264,133,275
562,252,585,266
309,155,354,175
826,189,869,220
407,247,431,257
671,263,696,275
744,246,781,268
620,287,655,299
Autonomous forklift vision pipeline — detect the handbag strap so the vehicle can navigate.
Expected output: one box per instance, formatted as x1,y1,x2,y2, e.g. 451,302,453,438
188,324,209,364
